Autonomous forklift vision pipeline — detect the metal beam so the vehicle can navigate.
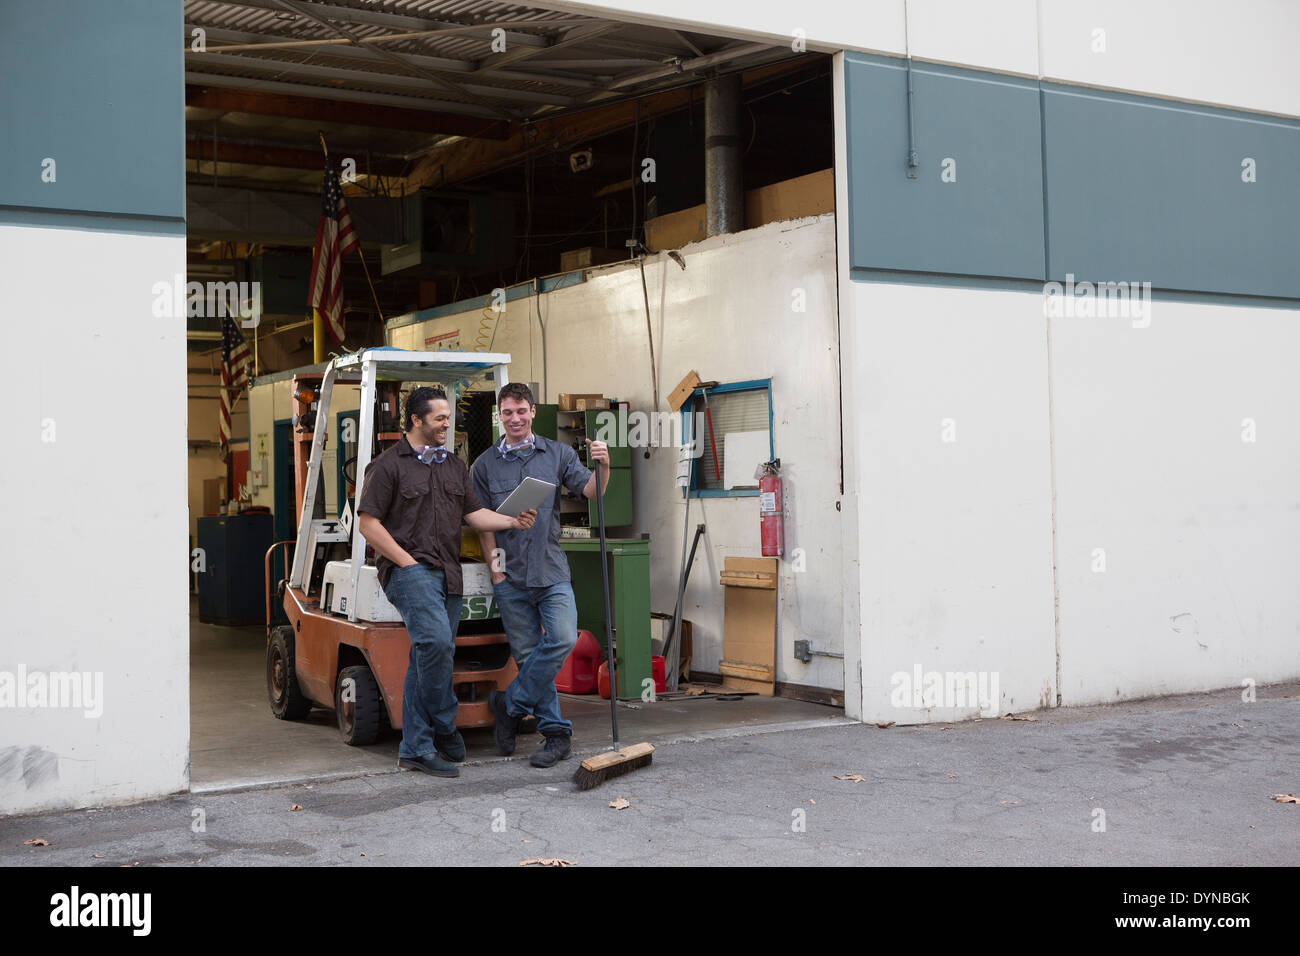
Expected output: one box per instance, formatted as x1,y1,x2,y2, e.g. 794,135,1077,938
266,0,514,117
471,21,620,76
576,42,779,106
673,31,705,57
185,84,511,135
188,24,601,90
185,53,577,107
185,137,408,176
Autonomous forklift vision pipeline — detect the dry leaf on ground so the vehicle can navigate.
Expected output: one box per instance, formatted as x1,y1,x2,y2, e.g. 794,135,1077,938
289,804,304,811
520,858,578,867
1271,793,1299,804
24,839,50,847
875,721,895,729
834,773,867,783
1001,713,1038,721
608,797,631,810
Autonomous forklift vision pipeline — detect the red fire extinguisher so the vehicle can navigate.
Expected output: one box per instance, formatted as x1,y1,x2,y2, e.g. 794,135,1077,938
759,460,784,557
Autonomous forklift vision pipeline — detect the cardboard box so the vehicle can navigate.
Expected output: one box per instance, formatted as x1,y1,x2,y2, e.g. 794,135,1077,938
575,397,610,411
558,393,604,411
719,557,778,696
559,246,626,272
643,168,833,252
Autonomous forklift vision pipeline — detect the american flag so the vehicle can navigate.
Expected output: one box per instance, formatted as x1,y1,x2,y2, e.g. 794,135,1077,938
220,316,251,459
308,157,358,344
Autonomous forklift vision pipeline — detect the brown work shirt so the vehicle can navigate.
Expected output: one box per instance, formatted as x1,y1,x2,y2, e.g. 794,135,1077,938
356,435,483,593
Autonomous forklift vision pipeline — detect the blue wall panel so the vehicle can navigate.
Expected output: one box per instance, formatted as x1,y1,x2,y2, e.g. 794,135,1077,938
844,53,1045,280
0,0,184,221
1043,86,1300,299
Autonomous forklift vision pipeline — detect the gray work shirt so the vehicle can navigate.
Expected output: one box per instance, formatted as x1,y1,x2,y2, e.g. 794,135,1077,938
470,434,592,588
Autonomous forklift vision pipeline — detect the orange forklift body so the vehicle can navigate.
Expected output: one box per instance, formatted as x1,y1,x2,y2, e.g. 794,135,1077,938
280,584,516,730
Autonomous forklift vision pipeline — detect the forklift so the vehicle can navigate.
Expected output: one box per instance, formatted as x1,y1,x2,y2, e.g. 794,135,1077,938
264,347,516,745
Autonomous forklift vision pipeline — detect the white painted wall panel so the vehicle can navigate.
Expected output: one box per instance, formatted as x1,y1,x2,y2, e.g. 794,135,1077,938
1050,299,1300,703
390,216,845,690
0,224,188,814
1040,0,1300,118
843,280,1058,723
551,0,1300,116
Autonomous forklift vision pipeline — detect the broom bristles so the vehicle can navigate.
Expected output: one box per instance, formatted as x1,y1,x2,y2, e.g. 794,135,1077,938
572,743,654,790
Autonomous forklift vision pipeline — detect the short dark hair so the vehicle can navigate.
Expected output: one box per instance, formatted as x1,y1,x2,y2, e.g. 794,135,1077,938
404,386,449,431
497,382,535,407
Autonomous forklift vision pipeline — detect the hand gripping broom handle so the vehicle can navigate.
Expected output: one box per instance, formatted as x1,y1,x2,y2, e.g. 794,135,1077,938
592,436,619,750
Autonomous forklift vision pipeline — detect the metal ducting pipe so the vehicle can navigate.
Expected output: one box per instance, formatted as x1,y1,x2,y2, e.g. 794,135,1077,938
704,73,743,237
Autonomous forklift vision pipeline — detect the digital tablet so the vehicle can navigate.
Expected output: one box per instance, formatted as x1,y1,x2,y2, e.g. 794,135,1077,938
495,476,557,517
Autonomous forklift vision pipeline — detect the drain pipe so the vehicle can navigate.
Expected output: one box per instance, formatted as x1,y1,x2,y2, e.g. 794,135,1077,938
704,73,743,237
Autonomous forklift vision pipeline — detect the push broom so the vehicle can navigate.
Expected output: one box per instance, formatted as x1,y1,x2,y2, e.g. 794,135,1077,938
573,438,654,790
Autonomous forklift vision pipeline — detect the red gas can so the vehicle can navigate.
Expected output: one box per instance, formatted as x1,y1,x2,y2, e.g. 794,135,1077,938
554,629,600,694
651,655,666,694
598,657,667,699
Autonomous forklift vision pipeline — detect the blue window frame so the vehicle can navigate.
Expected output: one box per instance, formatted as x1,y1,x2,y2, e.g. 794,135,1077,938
680,379,774,498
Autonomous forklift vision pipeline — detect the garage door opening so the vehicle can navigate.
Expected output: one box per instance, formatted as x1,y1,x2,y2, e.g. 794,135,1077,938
183,0,838,792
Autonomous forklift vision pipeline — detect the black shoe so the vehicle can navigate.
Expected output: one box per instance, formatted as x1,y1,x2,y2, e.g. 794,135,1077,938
398,753,460,778
489,690,520,756
434,729,466,762
529,733,573,768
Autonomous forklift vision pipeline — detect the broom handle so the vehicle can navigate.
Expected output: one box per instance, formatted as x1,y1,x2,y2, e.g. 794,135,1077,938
593,432,619,750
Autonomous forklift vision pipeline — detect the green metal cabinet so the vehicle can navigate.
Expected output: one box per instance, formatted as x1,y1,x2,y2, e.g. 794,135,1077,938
562,536,651,701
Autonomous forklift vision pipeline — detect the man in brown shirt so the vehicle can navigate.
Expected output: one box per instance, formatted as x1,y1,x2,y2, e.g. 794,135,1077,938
358,386,535,779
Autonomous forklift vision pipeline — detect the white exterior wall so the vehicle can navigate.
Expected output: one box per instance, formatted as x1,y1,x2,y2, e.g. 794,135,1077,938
390,216,845,690
841,280,1059,723
551,0,1300,117
1052,299,1300,702
833,249,1300,723
0,224,189,814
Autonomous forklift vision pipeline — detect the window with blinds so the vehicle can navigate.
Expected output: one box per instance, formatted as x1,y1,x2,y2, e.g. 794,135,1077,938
688,384,772,495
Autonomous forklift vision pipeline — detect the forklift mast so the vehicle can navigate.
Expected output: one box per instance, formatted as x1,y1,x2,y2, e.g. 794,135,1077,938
285,348,512,623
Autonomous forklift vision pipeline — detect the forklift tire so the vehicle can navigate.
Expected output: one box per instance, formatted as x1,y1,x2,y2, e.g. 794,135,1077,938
267,626,313,720
336,665,381,746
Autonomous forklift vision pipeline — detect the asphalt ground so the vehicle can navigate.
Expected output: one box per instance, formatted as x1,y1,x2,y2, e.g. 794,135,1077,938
4,682,1297,868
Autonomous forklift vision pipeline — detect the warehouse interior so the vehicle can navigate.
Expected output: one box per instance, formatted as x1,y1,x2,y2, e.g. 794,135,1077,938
183,0,841,789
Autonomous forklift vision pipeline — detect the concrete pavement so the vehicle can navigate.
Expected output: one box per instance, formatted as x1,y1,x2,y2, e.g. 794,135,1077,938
4,683,1297,866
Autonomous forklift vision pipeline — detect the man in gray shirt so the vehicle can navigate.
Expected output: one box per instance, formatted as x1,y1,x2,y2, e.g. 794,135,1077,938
471,382,609,768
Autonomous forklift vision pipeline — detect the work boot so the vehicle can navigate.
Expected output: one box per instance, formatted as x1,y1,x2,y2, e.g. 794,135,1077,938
398,753,460,778
529,733,573,768
489,690,520,756
434,729,466,763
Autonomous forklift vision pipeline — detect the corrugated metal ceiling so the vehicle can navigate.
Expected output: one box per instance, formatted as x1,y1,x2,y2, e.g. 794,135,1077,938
184,0,791,118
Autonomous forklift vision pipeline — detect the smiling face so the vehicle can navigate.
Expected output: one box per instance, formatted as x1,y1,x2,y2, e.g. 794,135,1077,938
498,395,535,443
412,397,452,448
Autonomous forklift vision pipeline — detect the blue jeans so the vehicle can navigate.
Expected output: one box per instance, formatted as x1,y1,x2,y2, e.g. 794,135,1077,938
493,579,579,737
384,564,462,759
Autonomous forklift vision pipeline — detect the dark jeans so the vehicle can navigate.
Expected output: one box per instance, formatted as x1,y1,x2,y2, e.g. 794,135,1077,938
493,578,579,737
384,564,462,759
